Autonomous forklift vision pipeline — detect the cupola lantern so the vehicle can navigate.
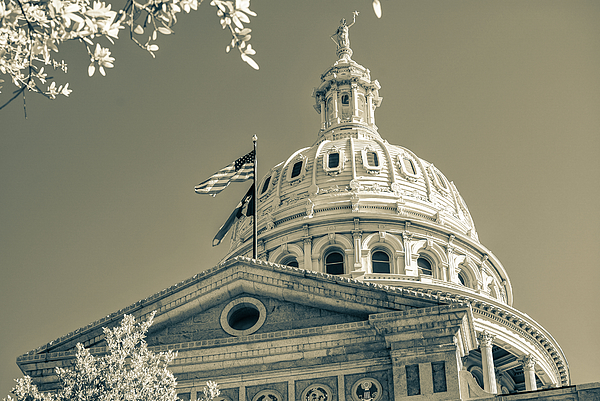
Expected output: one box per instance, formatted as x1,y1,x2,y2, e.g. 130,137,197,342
312,12,383,139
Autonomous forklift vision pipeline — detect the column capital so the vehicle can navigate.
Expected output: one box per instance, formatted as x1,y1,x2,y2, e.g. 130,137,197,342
519,354,537,370
477,331,495,348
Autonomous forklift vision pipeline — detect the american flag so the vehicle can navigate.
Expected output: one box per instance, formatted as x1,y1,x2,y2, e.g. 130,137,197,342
195,150,255,195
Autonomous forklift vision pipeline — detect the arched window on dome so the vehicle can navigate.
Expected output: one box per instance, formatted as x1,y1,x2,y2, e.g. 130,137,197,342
458,272,467,286
372,251,390,274
281,256,299,268
325,251,344,275
417,257,433,276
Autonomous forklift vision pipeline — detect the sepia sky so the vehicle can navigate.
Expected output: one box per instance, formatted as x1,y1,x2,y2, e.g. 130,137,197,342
1,0,599,396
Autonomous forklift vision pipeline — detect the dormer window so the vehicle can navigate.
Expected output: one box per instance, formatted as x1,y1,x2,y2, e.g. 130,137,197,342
398,154,420,181
436,172,447,189
431,166,450,193
361,148,383,174
323,147,345,176
291,161,303,178
260,176,271,195
328,153,340,168
368,151,379,167
286,154,308,183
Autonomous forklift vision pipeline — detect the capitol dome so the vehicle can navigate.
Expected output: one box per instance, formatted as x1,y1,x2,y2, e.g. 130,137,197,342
221,31,569,392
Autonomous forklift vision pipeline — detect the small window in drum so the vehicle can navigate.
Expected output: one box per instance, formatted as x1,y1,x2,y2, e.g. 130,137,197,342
325,252,344,275
372,251,390,274
341,93,350,105
418,257,432,276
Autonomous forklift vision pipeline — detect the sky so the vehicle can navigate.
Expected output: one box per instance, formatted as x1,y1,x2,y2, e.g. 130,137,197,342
1,0,600,396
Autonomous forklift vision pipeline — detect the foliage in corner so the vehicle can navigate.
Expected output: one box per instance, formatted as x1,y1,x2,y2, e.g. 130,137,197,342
4,312,220,401
0,0,382,111
0,0,258,109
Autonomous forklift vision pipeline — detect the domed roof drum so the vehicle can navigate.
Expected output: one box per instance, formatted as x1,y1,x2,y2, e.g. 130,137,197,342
222,21,569,392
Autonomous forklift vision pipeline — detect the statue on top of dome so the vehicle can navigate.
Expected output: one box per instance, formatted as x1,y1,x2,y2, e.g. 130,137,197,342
331,11,359,59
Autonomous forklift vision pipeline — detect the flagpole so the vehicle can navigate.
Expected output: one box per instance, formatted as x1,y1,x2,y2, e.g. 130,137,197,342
252,134,258,259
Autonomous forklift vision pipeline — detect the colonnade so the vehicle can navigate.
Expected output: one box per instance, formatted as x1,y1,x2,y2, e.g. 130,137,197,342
476,331,538,393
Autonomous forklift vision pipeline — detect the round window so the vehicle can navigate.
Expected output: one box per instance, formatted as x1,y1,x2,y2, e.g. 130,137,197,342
220,297,267,336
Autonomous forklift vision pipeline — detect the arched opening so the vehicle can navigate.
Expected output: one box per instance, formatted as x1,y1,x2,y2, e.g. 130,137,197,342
281,256,299,268
372,251,390,273
417,257,432,276
341,93,350,105
325,251,344,275
458,272,467,286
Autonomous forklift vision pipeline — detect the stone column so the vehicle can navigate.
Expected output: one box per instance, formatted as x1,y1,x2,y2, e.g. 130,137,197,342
477,331,498,394
351,83,359,120
319,99,326,130
303,237,312,271
520,354,537,391
331,87,339,123
366,91,374,126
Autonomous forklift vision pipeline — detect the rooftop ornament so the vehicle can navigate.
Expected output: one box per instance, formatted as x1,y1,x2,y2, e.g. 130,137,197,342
331,11,359,60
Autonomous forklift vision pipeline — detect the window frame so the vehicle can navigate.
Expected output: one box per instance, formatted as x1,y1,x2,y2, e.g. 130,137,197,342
324,249,345,275
286,155,308,183
417,256,434,277
398,154,420,181
371,250,391,274
361,147,383,174
323,147,345,176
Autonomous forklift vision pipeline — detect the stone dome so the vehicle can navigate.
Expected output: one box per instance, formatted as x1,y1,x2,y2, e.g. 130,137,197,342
223,47,513,307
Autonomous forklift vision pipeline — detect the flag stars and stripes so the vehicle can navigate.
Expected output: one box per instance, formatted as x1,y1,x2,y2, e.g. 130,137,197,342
194,150,255,195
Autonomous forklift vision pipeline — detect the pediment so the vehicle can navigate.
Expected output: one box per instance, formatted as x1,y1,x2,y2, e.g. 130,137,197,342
19,257,448,360
146,293,366,346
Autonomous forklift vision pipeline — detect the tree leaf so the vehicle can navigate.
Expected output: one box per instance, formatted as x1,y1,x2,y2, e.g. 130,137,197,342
372,0,382,18
241,53,259,70
134,25,144,34
157,27,171,34
88,64,95,76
